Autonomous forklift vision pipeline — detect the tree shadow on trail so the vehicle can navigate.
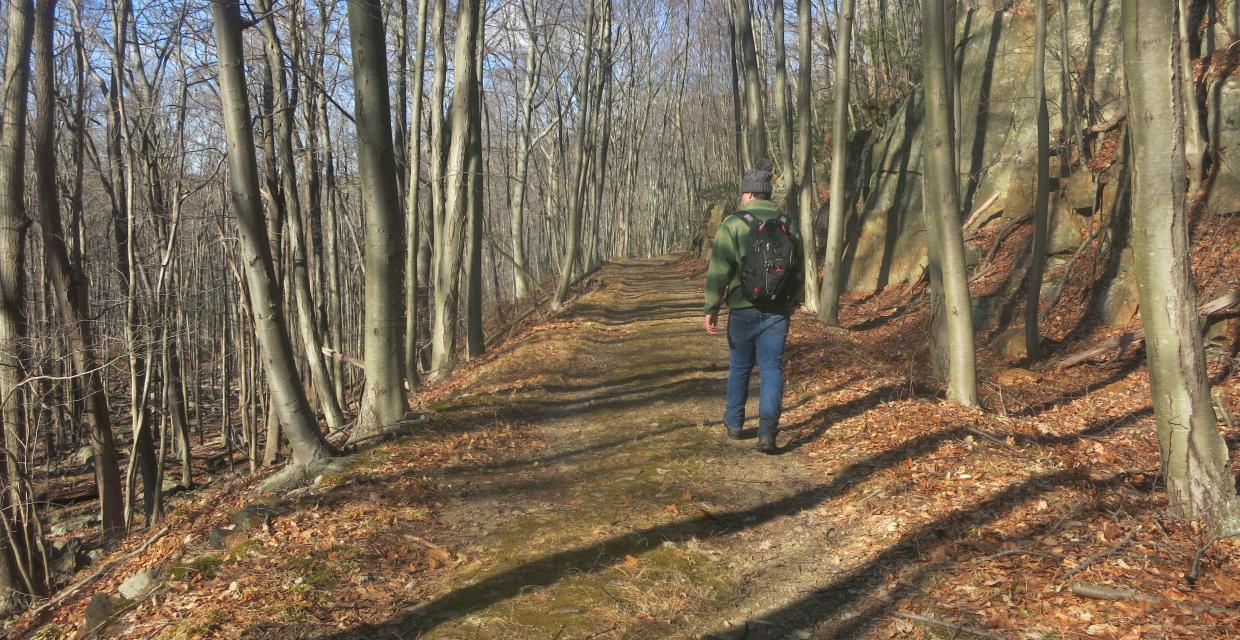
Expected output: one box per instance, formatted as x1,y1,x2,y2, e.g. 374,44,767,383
513,376,725,421
537,363,727,395
308,423,1127,640
700,470,1124,639
308,426,985,639
779,383,909,453
436,420,698,478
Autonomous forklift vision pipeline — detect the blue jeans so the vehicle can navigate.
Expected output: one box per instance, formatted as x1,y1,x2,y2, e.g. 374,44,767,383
724,307,790,438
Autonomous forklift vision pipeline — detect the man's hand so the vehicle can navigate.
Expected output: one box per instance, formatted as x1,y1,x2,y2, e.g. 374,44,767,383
704,312,720,335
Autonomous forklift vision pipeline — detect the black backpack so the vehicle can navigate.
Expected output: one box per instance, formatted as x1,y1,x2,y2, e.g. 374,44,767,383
734,211,799,307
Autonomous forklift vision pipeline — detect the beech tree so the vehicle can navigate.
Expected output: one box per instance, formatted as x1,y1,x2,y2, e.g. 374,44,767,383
1122,0,1239,530
211,0,337,475
920,0,977,407
795,0,819,316
255,0,345,433
348,0,411,435
431,0,483,374
817,0,856,325
404,0,430,387
1024,0,1051,361
732,0,767,166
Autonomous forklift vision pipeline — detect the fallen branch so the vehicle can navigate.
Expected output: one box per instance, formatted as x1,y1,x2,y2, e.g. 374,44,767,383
969,215,1032,284
970,547,1063,564
20,525,172,637
963,192,1003,231
967,427,1016,450
893,611,1005,640
321,346,364,370
1039,223,1104,324
1052,288,1240,368
1071,581,1236,616
1058,529,1135,585
1070,582,1160,604
1086,105,1128,135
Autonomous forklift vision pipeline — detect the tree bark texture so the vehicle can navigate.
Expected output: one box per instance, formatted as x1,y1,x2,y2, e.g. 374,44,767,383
1122,0,1239,528
347,0,410,434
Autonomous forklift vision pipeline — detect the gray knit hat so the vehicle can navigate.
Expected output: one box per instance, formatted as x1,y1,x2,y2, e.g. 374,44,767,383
739,158,774,195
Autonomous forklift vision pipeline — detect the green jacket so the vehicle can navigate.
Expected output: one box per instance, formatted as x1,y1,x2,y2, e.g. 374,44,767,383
704,198,803,314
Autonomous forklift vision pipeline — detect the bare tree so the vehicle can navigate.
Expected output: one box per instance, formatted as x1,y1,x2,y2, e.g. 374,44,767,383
920,0,977,407
255,0,346,432
1024,0,1051,361
404,0,430,387
0,0,46,613
733,0,767,165
348,0,411,437
817,0,856,325
1122,0,1239,530
211,0,337,476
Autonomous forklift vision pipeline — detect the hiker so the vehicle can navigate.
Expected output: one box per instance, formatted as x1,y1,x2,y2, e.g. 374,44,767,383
703,159,802,454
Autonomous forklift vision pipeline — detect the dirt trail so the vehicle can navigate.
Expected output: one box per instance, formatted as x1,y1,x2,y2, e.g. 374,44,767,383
326,257,858,639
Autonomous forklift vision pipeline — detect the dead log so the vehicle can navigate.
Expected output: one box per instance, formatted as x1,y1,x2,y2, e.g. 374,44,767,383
1051,288,1240,368
1071,581,1236,616
893,611,1005,639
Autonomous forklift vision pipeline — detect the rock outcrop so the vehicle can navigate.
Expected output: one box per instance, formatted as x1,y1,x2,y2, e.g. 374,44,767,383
839,1,1237,328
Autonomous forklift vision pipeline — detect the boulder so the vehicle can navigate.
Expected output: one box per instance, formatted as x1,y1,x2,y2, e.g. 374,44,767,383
1062,170,1097,213
700,203,727,261
230,503,274,532
50,512,98,537
117,568,162,600
73,446,94,467
206,527,249,551
75,593,122,640
1207,76,1240,214
992,327,1028,362
51,538,83,577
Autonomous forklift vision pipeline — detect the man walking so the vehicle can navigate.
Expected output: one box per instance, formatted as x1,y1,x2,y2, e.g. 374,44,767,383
704,159,801,454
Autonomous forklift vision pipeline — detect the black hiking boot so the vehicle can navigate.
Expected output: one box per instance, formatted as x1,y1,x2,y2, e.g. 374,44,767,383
756,433,777,454
726,426,743,440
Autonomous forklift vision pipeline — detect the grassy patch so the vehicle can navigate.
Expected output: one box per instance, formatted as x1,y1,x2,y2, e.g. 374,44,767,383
29,624,67,640
168,612,222,639
168,555,224,581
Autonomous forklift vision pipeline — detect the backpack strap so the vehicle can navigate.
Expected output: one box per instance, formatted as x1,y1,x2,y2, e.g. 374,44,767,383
729,211,757,224
729,211,760,230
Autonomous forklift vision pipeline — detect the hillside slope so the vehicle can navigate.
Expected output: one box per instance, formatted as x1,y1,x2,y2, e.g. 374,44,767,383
16,256,1240,640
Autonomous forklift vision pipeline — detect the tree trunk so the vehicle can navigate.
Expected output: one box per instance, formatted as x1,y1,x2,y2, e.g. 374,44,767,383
347,0,411,437
733,0,768,165
429,0,463,378
727,0,745,177
256,0,346,432
587,1,614,272
773,0,795,192
211,0,336,471
0,0,41,612
1122,0,1239,530
404,0,430,387
510,0,543,300
1025,0,1051,361
921,0,978,407
466,3,486,360
817,0,856,325
1179,0,1207,190
551,0,601,312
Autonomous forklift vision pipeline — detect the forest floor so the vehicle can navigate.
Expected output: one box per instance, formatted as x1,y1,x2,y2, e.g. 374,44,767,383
17,254,1240,640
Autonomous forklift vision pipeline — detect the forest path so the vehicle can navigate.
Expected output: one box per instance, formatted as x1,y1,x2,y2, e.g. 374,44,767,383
332,257,861,639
